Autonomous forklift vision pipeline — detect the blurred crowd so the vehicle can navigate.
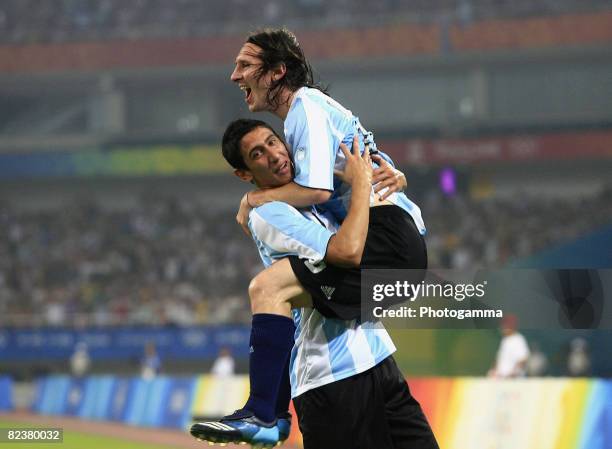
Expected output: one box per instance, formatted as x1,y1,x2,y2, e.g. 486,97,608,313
1,0,611,44
0,195,260,328
424,186,612,269
1,187,611,328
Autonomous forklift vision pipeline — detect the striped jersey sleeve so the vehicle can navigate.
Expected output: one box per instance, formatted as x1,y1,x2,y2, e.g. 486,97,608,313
284,92,341,192
248,201,334,268
284,87,427,235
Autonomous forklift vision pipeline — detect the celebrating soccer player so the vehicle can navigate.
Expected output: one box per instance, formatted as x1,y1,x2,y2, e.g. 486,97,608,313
191,119,437,448
191,28,437,449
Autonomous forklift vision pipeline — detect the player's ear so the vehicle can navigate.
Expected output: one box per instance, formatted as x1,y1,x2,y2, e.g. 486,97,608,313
271,63,286,82
234,169,253,183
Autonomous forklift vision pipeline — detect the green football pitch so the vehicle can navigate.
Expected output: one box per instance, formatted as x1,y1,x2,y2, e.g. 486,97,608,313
0,420,184,449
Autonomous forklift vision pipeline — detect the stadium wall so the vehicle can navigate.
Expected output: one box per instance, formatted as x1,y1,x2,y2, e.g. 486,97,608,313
0,326,250,362
3,40,611,147
1,12,611,74
28,374,612,448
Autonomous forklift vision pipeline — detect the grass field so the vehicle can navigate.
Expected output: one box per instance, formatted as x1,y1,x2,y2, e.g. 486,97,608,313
0,420,186,449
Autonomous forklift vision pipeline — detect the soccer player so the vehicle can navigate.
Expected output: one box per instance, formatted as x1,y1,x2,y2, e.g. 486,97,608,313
228,25,428,432
228,27,427,316
195,27,431,446
230,28,425,238
191,119,438,449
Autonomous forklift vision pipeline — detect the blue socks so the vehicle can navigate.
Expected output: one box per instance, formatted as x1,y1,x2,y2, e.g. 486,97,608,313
243,313,295,423
275,356,292,416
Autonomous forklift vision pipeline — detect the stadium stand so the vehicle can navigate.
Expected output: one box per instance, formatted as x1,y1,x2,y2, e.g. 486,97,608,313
425,186,612,269
0,198,258,327
1,187,611,327
0,0,611,44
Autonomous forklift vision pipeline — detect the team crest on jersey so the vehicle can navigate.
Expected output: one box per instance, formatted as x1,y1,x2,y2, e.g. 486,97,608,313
295,147,306,161
320,285,335,300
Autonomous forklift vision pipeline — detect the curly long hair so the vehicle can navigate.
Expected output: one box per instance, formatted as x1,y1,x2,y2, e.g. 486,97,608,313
246,28,328,110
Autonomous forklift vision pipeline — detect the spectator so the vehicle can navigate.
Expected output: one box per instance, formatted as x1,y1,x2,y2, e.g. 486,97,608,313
566,337,591,376
70,342,91,377
210,347,235,378
488,314,530,378
141,342,161,379
525,342,548,376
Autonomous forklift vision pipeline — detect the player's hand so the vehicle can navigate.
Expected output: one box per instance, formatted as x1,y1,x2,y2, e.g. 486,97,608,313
236,192,253,236
371,154,407,200
334,136,372,188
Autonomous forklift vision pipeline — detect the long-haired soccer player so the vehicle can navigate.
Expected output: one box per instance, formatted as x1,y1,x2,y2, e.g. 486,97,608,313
192,28,436,448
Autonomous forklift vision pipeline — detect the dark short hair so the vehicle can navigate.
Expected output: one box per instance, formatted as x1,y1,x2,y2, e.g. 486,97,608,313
221,119,282,170
246,27,328,109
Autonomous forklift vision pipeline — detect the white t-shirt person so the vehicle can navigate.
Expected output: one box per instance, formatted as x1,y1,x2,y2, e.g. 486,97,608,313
211,349,235,378
491,332,530,378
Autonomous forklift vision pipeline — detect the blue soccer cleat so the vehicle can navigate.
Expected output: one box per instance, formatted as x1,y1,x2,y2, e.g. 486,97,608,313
190,409,280,448
276,411,292,445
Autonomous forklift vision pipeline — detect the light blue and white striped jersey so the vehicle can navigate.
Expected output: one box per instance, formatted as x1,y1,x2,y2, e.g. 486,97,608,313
284,86,426,235
248,201,396,398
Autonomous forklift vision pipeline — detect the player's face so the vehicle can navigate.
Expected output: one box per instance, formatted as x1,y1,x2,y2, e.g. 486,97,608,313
230,43,274,112
238,127,293,187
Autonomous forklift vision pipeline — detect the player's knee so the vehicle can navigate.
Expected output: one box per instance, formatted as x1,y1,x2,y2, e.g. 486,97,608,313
248,274,276,311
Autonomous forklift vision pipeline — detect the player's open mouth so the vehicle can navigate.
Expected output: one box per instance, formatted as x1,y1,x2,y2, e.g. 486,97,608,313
276,161,289,175
240,85,252,104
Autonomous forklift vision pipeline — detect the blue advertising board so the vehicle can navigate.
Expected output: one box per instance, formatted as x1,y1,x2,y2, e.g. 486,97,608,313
159,377,197,429
79,376,115,420
32,376,71,415
64,377,87,416
107,378,136,422
32,375,197,429
0,376,13,411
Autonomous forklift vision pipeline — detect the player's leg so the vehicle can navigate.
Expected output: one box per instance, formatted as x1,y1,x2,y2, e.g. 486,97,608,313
242,259,308,423
361,205,427,270
359,205,428,318
378,356,439,449
191,259,307,446
248,258,312,316
293,365,395,449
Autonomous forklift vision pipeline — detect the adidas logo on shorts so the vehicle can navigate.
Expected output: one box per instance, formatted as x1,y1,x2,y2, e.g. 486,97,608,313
320,285,335,300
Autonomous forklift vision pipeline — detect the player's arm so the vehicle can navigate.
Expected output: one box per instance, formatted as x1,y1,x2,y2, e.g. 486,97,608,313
237,150,404,234
245,143,406,207
324,136,372,267
249,137,371,268
237,183,330,235
245,147,406,206
245,152,407,205
248,182,331,208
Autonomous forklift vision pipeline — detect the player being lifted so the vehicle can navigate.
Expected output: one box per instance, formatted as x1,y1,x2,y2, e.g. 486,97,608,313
191,28,435,448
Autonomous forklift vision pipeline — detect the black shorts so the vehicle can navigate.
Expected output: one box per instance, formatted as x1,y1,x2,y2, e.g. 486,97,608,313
293,356,439,449
288,206,427,320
